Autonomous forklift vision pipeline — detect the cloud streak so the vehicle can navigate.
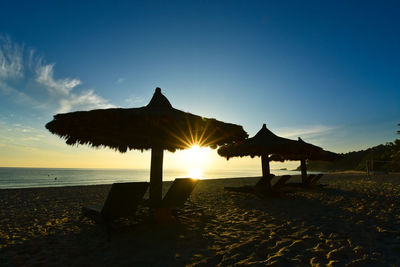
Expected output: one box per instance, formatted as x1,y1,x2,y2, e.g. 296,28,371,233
277,124,337,141
0,35,114,113
124,95,145,107
0,35,23,79
59,90,114,113
36,64,81,96
116,77,125,84
0,121,44,147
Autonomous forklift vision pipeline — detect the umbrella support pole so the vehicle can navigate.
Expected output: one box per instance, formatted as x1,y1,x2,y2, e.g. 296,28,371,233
261,154,270,177
300,159,307,183
150,148,163,207
261,154,272,191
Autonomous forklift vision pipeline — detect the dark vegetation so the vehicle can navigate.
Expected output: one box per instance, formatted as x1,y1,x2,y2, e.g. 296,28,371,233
304,124,400,172
304,139,400,172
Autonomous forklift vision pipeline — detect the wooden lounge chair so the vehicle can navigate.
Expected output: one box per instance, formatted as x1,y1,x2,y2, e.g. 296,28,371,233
254,174,292,197
271,175,292,191
224,174,275,194
254,174,276,195
82,182,149,229
225,174,291,197
308,173,324,186
161,178,199,209
153,178,201,223
303,174,316,186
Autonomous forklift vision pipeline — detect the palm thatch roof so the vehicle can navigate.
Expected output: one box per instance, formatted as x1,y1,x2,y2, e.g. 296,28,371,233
297,138,342,161
217,124,305,159
270,150,342,162
46,87,248,152
269,138,342,162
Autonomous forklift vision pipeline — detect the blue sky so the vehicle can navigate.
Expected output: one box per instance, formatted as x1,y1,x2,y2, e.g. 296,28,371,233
0,0,399,169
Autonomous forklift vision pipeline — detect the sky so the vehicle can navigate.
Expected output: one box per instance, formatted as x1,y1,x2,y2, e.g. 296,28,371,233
0,0,399,173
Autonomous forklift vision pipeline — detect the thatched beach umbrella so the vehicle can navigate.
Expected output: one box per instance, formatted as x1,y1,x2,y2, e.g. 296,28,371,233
297,138,342,161
270,137,342,182
46,87,248,206
218,124,306,179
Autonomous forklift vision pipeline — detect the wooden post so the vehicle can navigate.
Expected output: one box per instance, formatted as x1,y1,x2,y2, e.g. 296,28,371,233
260,154,272,192
300,159,307,183
150,147,163,207
371,158,374,174
261,154,270,178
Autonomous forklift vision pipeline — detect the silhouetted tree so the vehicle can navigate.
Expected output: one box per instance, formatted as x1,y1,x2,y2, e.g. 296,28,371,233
305,139,400,172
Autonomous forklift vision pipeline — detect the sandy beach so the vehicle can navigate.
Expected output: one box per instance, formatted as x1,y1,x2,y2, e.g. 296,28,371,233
1,173,400,266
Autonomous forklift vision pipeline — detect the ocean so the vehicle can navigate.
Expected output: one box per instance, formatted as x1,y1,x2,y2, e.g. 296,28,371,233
0,167,302,189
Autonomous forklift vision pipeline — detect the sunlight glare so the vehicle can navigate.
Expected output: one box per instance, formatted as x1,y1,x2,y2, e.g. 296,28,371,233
187,168,203,179
181,145,209,178
185,145,206,163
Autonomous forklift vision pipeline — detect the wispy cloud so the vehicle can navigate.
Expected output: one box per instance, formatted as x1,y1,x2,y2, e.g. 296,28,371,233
0,35,23,79
36,64,81,95
277,124,337,141
59,90,113,113
116,77,125,84
0,121,44,146
124,95,145,107
0,35,114,113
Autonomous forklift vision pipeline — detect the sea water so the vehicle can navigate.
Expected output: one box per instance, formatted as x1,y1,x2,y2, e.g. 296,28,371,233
0,167,301,189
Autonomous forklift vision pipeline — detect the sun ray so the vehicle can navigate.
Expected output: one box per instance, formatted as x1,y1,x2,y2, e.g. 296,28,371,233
197,120,210,146
186,116,195,145
161,115,234,151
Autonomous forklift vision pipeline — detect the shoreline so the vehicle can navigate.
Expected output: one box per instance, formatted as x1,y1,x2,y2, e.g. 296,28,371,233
1,169,390,190
1,173,400,266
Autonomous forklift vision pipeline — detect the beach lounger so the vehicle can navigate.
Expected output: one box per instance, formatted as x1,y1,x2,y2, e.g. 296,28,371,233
225,174,292,197
224,174,275,194
161,178,199,209
271,175,292,190
255,174,293,197
152,178,202,223
286,174,327,188
308,173,324,186
303,174,316,186
254,174,276,195
81,182,149,228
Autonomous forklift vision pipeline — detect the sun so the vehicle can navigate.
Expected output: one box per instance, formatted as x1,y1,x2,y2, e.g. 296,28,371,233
182,145,209,178
187,168,203,179
186,145,205,162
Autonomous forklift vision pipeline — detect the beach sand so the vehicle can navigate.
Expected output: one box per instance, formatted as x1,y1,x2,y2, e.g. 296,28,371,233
1,173,400,266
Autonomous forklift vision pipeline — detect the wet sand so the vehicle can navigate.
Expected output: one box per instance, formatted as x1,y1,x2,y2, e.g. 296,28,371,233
1,172,400,266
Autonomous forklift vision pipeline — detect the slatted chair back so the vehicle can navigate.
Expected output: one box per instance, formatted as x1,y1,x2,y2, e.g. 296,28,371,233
309,174,324,186
254,174,275,195
272,175,292,189
161,178,199,209
255,174,275,188
303,174,316,185
101,182,149,220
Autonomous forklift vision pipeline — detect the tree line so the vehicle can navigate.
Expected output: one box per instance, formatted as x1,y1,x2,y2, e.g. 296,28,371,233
305,124,400,172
